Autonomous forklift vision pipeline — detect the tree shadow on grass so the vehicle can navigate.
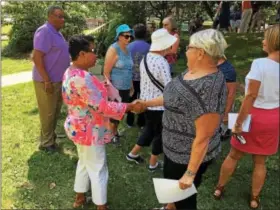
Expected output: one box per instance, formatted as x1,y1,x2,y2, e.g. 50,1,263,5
13,148,80,209
23,107,39,115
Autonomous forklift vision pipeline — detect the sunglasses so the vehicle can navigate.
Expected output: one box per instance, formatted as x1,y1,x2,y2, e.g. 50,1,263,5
121,34,133,40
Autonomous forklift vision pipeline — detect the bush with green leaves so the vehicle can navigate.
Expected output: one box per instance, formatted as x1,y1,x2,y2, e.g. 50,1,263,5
2,1,87,57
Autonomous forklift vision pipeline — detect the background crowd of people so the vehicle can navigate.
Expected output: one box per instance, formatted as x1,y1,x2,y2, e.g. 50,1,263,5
31,4,279,210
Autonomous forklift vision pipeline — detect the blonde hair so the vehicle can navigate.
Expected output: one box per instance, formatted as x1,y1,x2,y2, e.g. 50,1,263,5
264,24,279,53
189,29,228,61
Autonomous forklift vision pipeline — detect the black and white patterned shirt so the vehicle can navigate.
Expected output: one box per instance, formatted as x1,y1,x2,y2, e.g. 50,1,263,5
140,52,171,110
162,70,227,164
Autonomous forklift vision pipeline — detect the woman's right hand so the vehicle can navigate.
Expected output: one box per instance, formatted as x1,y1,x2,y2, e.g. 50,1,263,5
126,101,146,113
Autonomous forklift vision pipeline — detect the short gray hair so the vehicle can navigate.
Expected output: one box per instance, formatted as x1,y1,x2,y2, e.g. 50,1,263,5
47,5,63,16
189,29,228,60
164,16,177,31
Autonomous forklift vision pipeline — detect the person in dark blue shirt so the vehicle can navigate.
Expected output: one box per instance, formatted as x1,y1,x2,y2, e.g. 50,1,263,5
218,56,237,140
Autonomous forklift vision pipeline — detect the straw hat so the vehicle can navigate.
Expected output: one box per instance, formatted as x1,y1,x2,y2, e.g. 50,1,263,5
150,28,177,51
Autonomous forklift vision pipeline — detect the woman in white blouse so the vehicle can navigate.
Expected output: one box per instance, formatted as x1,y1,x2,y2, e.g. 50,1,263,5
214,24,279,209
126,29,177,172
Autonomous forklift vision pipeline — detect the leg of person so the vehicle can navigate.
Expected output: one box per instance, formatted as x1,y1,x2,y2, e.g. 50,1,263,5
175,161,212,210
214,147,245,198
163,155,185,210
134,81,145,127
244,8,253,33
249,14,257,32
239,9,250,33
34,81,58,151
126,111,154,164
149,111,163,172
86,144,108,210
163,155,212,210
126,81,139,127
52,82,63,138
250,154,267,209
73,144,90,208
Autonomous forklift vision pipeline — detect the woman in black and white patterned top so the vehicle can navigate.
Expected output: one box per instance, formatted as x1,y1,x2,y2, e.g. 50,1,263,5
136,29,228,210
126,29,177,172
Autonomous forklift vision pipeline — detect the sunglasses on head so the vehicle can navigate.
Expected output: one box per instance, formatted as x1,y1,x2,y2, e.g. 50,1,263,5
121,34,133,39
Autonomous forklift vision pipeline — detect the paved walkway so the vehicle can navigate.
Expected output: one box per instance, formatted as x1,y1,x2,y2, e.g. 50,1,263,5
2,71,32,87
1,64,103,87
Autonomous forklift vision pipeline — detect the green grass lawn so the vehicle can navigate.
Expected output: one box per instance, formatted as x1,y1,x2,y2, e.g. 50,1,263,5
1,33,279,209
1,56,33,75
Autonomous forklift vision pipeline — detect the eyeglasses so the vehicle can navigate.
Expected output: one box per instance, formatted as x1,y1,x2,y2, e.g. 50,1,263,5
186,46,196,51
86,48,95,53
121,34,133,40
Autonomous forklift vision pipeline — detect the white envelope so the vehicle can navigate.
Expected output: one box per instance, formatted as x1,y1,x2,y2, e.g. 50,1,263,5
228,113,252,132
153,178,197,204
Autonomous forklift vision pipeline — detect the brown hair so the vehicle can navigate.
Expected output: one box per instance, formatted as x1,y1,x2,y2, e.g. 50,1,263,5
264,24,279,53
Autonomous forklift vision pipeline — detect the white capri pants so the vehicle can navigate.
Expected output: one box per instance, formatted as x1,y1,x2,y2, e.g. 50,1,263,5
74,144,108,205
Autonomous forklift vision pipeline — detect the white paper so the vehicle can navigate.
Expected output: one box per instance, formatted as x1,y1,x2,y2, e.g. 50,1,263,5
228,113,252,132
153,178,197,204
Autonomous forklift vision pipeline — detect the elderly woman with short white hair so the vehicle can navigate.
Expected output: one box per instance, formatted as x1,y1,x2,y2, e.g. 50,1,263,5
137,29,228,210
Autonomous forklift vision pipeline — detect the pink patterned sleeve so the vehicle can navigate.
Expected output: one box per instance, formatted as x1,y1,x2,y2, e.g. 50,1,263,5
72,71,127,121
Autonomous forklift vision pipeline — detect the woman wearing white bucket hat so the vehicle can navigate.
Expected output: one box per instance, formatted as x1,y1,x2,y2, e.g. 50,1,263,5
126,29,177,171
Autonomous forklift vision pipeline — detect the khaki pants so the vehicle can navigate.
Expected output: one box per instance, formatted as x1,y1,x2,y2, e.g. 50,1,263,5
239,8,253,33
33,81,63,147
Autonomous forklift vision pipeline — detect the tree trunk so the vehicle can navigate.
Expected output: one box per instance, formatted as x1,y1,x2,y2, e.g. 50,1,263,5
202,1,214,21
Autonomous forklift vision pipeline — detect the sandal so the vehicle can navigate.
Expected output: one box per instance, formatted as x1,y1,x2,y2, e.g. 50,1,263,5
250,195,260,209
213,185,225,200
73,193,86,208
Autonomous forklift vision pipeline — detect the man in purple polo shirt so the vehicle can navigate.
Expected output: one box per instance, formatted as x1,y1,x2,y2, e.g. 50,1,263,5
32,5,70,152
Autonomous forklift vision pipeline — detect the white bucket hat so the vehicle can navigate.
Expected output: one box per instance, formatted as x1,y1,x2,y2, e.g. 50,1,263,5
150,28,177,51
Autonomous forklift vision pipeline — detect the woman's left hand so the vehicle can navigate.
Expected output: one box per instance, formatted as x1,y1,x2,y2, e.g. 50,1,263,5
232,123,242,134
178,173,195,190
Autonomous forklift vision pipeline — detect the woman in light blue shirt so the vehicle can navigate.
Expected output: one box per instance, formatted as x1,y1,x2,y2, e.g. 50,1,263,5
103,24,134,145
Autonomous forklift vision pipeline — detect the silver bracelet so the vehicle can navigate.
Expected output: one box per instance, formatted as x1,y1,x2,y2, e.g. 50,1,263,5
185,170,196,177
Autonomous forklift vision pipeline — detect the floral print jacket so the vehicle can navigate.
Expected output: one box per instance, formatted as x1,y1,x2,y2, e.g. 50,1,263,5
62,67,127,146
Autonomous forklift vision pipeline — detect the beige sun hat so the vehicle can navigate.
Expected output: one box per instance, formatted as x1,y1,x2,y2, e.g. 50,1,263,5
150,28,177,51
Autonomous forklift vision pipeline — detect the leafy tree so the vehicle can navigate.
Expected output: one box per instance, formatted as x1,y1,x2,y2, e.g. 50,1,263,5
2,1,87,56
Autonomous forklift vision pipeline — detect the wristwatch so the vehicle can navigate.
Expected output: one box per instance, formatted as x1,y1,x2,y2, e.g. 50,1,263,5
185,170,196,177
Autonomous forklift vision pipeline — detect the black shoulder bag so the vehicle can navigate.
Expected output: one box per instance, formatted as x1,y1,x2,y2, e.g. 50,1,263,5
144,55,164,92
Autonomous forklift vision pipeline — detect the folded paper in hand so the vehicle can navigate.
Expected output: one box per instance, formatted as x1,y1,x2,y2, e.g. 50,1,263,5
228,113,252,132
153,178,197,204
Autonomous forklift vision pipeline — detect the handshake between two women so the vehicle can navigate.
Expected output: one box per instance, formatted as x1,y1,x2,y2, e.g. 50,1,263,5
126,100,147,114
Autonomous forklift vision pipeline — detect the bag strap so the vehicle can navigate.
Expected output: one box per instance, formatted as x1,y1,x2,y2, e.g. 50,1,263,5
144,55,164,92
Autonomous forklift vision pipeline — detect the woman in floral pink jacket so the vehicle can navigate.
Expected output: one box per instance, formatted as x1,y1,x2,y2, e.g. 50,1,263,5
62,35,138,210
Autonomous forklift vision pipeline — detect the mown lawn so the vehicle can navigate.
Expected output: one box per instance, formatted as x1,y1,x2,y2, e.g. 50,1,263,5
1,33,279,209
1,56,33,75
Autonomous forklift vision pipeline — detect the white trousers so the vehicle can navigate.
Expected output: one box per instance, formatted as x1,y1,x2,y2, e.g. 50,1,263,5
74,144,108,205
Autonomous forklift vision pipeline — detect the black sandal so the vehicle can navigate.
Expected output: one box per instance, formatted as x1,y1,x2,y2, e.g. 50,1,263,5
250,195,260,209
213,185,225,200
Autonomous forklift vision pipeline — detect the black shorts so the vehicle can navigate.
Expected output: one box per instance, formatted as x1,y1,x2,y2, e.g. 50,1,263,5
137,110,163,156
